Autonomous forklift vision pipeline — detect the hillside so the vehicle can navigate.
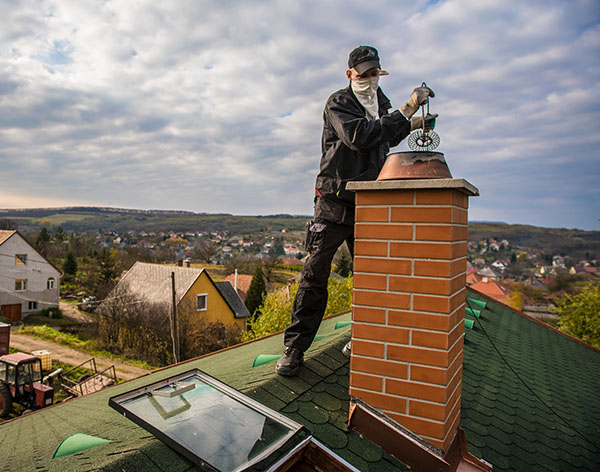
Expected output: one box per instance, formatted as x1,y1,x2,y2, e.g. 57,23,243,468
469,222,600,261
1,207,599,261
0,207,309,234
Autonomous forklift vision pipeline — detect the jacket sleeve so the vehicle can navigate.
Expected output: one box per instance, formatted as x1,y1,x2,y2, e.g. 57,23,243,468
326,94,411,151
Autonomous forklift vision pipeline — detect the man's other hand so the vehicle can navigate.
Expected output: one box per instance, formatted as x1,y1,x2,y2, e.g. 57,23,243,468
410,113,438,131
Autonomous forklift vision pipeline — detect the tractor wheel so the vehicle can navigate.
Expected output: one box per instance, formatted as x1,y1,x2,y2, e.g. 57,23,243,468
0,382,13,417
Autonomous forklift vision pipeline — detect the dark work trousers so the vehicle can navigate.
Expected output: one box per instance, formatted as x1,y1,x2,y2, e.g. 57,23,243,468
283,218,354,352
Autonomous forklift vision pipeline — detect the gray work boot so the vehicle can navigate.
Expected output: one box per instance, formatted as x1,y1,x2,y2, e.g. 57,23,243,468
276,347,304,376
342,341,351,358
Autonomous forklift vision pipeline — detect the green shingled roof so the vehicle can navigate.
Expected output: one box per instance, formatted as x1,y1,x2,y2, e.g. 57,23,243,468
1,291,600,471
462,291,600,471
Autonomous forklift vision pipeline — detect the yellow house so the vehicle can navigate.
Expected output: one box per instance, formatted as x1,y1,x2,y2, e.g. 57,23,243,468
108,262,249,330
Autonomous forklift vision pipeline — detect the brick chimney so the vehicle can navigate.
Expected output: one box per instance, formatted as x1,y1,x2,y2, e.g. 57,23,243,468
346,178,478,453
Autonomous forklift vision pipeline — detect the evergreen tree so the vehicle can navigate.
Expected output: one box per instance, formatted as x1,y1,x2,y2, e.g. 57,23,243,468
35,228,52,256
54,226,66,242
335,251,353,277
245,264,266,317
63,251,78,276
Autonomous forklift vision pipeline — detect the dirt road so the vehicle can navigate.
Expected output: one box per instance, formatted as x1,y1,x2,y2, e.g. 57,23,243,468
9,333,152,381
58,301,95,323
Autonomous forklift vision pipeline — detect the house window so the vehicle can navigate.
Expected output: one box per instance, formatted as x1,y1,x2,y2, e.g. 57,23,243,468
15,254,27,265
196,294,207,311
28,301,37,310
47,277,55,289
15,279,27,291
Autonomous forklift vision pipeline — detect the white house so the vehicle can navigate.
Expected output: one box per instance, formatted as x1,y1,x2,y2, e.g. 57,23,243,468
0,230,61,321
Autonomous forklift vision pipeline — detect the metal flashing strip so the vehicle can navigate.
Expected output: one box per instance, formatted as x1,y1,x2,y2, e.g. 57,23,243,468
348,398,493,472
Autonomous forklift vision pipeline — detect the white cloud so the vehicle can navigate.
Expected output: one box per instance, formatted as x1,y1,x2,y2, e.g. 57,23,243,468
0,0,599,229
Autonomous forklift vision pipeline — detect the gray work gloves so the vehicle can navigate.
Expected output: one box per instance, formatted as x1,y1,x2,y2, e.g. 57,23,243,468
410,113,438,131
400,85,435,119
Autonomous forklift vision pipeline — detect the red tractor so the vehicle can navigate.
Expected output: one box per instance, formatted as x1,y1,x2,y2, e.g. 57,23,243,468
0,353,54,417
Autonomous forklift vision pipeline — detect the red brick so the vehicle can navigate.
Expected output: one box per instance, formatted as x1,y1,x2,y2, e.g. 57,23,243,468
351,356,408,379
352,306,386,324
354,273,387,290
354,290,410,309
386,378,448,402
356,190,413,206
413,259,466,277
453,208,468,224
450,273,467,293
355,206,389,222
415,189,469,208
415,225,468,242
413,290,465,314
412,330,450,350
387,412,445,439
388,276,451,295
387,344,449,367
390,207,452,223
409,399,447,421
411,322,463,350
353,323,410,344
388,310,451,331
355,223,413,240
451,242,468,258
408,354,462,386
442,408,462,451
349,387,407,413
354,257,411,275
354,240,388,257
352,339,385,358
410,365,447,385
349,371,383,391
390,242,453,259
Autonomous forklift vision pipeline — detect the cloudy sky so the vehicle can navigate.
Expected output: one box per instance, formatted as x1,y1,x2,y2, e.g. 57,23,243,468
1,0,599,230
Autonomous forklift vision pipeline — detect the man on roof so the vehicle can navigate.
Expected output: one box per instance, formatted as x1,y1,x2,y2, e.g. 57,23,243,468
277,45,437,376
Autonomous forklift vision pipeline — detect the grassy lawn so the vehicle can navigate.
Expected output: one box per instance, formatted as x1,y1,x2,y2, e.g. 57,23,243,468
17,325,156,371
20,313,80,327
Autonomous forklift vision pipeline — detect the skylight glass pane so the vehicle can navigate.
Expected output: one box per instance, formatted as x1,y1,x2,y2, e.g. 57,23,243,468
110,370,301,472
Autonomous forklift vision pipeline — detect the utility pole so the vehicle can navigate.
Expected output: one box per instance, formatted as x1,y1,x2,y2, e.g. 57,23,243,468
171,272,180,363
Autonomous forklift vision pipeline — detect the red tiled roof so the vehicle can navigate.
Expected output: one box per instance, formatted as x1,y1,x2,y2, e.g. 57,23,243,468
469,278,506,302
224,273,253,300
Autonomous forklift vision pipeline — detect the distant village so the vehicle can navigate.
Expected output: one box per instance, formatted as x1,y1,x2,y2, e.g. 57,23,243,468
466,237,598,322
103,227,306,265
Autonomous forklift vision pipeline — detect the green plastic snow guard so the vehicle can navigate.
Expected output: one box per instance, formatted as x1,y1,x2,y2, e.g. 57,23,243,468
53,433,111,459
252,354,281,368
467,298,486,310
464,319,475,329
335,321,352,329
466,307,481,318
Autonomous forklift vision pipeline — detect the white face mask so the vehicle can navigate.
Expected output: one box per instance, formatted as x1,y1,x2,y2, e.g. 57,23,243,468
351,76,379,118
351,76,379,97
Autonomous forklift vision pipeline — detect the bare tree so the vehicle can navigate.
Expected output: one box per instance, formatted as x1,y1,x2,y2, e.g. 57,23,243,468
193,239,220,264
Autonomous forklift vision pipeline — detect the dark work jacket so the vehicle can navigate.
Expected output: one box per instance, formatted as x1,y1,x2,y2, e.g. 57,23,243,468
314,85,411,225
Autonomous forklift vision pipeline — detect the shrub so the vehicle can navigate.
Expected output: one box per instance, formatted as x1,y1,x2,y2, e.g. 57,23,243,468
555,284,600,348
243,275,353,341
41,307,63,319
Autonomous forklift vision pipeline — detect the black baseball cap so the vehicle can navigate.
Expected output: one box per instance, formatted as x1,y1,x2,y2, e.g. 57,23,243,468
348,45,387,75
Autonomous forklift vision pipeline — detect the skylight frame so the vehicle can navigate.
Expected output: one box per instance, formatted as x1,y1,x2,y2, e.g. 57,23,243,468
109,369,304,472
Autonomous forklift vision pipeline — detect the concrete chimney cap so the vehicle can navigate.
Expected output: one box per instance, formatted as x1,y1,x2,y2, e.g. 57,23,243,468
346,178,479,196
